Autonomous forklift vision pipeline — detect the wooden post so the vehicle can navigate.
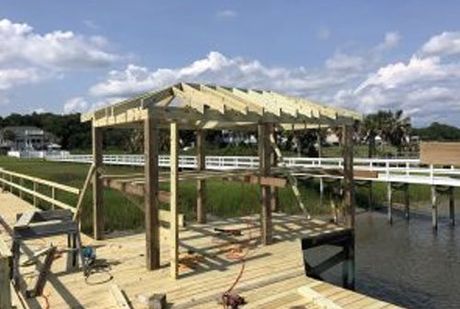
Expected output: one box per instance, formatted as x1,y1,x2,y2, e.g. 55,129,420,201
449,187,455,226
387,182,393,224
0,240,12,309
319,178,324,209
144,117,160,270
431,185,438,230
33,182,37,206
170,122,179,278
368,181,373,210
196,130,206,223
342,125,354,228
258,123,272,245
51,187,56,210
92,125,104,240
270,126,279,212
404,184,410,220
19,178,23,199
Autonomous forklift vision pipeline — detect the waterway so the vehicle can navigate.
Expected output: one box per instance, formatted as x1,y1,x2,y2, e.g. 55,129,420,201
309,206,460,308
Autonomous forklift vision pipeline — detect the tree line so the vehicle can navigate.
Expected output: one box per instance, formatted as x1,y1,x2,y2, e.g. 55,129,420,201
0,111,459,154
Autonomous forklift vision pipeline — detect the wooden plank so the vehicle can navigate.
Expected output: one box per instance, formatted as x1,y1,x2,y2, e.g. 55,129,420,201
73,164,96,221
144,116,160,270
170,122,179,279
92,125,104,240
297,285,343,309
342,125,355,228
0,178,75,212
110,284,132,309
269,132,310,218
27,246,56,297
196,129,206,224
0,239,12,309
259,123,272,245
420,142,460,166
0,169,80,194
14,211,35,229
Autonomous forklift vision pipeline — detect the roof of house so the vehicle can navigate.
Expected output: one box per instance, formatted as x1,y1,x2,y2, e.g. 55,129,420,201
82,82,362,130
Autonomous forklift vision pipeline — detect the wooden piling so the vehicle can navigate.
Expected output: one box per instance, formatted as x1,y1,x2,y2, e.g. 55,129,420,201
258,123,272,245
342,125,354,228
387,182,393,224
404,184,410,220
170,122,179,278
92,125,104,240
196,130,206,223
431,185,438,230
144,117,160,270
449,187,455,226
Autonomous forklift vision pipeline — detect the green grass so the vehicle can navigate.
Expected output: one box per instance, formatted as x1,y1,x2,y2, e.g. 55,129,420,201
0,155,441,234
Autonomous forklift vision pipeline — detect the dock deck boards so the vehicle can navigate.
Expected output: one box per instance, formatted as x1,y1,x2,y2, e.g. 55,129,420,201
0,191,401,308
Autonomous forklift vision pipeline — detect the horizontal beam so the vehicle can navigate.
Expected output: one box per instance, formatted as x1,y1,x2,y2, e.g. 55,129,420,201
102,179,184,227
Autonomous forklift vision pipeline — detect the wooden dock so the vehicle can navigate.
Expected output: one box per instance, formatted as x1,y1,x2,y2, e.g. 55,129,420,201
0,192,400,308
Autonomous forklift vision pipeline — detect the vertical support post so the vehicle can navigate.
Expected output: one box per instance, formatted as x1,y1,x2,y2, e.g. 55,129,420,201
431,185,438,230
342,234,355,290
258,123,272,245
19,178,23,199
9,175,13,193
449,187,455,226
0,240,12,309
404,184,410,220
270,126,279,212
170,122,179,279
387,182,393,224
144,117,160,270
342,125,354,228
51,187,56,210
319,178,324,208
196,129,206,223
33,182,37,206
92,125,104,240
317,124,322,157
368,181,373,210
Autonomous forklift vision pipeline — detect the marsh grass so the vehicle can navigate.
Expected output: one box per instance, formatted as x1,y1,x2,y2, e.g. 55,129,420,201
0,156,445,234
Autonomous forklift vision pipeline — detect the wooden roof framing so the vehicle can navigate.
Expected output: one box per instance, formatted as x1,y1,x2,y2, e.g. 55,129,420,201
81,82,362,129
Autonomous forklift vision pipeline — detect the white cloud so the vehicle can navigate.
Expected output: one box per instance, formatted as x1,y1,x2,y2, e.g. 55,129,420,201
0,68,41,90
63,97,89,114
421,31,460,56
0,18,118,70
89,51,358,99
325,53,365,71
86,30,460,126
216,10,238,19
376,31,401,50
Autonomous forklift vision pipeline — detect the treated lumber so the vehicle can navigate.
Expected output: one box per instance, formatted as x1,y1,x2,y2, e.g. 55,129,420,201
14,211,35,229
144,116,160,270
297,285,342,309
73,164,96,221
170,122,179,279
0,239,12,309
420,142,460,166
196,129,206,224
110,284,132,309
259,123,272,245
342,125,355,228
92,125,104,240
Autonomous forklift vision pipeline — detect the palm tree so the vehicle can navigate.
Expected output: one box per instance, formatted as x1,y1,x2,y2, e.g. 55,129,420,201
361,110,411,157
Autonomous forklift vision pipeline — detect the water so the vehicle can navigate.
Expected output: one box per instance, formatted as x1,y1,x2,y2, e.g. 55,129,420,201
306,208,460,308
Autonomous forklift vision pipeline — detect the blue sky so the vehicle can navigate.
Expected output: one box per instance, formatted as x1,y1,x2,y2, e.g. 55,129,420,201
1,1,460,126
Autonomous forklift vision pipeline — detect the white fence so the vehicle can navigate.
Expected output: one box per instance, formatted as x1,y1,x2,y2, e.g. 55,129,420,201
8,150,69,159
45,153,460,187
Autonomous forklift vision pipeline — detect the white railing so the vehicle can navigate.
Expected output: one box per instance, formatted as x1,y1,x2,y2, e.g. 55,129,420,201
45,153,460,181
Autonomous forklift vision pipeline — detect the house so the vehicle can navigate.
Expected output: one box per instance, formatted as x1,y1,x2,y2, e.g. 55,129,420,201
0,126,58,151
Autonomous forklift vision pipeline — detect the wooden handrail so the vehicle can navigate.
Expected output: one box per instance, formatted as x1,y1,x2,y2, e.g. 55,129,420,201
0,168,79,213
0,168,80,195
